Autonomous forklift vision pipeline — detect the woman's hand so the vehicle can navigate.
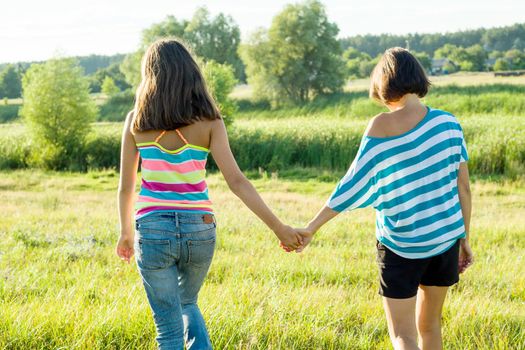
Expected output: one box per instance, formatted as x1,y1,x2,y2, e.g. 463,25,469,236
458,238,474,273
275,224,303,251
116,232,135,264
294,227,316,253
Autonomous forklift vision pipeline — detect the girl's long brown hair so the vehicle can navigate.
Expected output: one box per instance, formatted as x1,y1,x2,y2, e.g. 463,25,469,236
131,38,221,133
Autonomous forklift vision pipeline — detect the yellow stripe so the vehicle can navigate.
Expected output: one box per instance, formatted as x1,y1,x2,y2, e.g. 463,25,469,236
136,142,209,153
141,168,205,184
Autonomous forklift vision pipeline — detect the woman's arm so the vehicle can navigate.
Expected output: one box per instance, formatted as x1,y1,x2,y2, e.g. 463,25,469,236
116,111,140,263
457,162,473,272
209,119,302,250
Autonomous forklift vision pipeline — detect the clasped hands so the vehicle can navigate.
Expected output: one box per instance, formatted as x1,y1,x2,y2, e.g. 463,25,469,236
275,223,315,253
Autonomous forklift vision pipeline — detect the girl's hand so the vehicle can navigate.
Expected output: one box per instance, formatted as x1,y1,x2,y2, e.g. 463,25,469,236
458,238,473,273
294,227,315,253
275,224,303,251
116,233,135,264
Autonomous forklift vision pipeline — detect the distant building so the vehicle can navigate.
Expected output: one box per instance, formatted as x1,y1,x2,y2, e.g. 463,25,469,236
431,58,457,75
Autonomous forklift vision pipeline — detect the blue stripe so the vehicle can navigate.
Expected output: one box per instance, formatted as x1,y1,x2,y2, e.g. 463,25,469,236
394,186,458,221
388,216,465,243
369,156,460,207
335,120,462,196
332,140,462,211
139,147,208,162
375,169,458,211
378,234,463,254
378,235,463,257
139,187,209,201
382,200,462,233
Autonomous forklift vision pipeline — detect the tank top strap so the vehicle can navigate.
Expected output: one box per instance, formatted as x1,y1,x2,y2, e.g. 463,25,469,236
175,129,189,145
154,130,167,143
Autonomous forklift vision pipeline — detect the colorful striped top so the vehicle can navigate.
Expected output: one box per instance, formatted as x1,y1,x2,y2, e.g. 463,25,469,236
327,107,469,259
135,129,213,220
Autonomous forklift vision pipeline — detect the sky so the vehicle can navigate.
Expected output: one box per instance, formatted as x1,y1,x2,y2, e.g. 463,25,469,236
1,0,524,64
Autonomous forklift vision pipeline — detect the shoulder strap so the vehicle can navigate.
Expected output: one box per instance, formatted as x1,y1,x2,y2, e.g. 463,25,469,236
154,130,166,143
175,129,189,144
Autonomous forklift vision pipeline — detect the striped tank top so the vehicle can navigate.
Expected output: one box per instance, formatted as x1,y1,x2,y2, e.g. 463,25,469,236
135,128,213,220
327,107,468,259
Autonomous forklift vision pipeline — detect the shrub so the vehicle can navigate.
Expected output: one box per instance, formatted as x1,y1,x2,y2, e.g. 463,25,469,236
20,57,97,171
98,90,134,122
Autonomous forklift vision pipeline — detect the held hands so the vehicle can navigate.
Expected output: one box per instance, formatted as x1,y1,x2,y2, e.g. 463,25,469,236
274,224,304,252
278,225,316,253
458,238,474,273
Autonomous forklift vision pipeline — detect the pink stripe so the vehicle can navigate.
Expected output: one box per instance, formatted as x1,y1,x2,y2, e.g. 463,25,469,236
137,206,213,216
137,195,212,205
142,179,207,192
141,159,206,172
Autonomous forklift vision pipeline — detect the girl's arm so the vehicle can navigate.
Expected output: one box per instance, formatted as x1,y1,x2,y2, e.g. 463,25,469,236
116,111,140,263
209,119,303,250
293,206,339,252
457,162,473,272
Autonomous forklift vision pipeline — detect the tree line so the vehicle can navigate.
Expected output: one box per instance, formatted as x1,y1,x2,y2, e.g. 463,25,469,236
2,1,525,104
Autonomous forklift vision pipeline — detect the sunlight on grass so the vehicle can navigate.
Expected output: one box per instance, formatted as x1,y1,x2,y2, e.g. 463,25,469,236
1,170,524,349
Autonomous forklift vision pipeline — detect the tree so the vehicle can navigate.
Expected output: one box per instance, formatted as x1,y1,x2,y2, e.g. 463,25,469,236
201,60,238,126
240,0,345,104
343,47,372,78
89,62,130,93
493,58,509,71
20,57,97,170
434,44,487,71
504,49,525,69
184,8,244,80
0,65,22,98
412,51,432,72
101,76,120,96
464,44,488,71
120,8,244,88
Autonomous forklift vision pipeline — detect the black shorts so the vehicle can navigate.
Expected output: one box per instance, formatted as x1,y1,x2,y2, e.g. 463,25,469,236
376,239,460,299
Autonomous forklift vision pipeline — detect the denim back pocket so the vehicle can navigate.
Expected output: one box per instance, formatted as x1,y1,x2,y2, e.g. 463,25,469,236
136,238,172,270
187,237,216,267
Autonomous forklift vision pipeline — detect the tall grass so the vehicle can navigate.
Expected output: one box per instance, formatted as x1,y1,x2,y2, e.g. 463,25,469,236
236,84,525,120
1,114,524,178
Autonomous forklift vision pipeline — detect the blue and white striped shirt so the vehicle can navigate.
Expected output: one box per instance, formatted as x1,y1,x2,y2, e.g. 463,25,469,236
327,107,468,259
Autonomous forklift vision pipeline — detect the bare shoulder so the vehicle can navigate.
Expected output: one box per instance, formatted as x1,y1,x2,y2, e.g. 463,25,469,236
364,112,390,138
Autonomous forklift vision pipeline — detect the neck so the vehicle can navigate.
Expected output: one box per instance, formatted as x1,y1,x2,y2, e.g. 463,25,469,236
385,94,422,112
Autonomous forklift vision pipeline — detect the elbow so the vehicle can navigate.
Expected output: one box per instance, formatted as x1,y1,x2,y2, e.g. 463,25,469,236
458,182,471,198
118,187,135,196
227,174,248,194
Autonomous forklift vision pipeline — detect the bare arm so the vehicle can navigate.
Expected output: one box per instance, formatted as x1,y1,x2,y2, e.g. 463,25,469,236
457,162,471,240
116,111,140,263
457,162,473,272
209,119,302,250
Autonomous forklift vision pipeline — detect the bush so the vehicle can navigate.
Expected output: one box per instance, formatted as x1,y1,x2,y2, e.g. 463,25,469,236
201,60,238,125
98,90,134,122
0,104,20,123
84,128,121,170
20,57,97,171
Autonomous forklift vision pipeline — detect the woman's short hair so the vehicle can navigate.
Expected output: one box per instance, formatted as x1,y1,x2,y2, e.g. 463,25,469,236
369,47,431,104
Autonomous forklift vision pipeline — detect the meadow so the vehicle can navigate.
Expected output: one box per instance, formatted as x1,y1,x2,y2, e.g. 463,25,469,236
0,169,524,349
2,73,525,177
1,72,524,349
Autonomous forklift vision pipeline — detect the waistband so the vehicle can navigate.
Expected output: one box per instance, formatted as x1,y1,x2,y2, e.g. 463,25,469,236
136,210,216,225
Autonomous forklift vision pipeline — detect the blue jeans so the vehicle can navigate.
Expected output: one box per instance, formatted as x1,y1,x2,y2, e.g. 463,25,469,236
134,211,216,350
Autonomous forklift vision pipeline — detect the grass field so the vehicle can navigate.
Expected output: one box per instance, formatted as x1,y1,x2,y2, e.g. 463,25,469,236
1,169,524,349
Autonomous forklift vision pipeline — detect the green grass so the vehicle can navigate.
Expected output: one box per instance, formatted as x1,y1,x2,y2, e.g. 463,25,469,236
0,169,524,349
2,112,524,177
